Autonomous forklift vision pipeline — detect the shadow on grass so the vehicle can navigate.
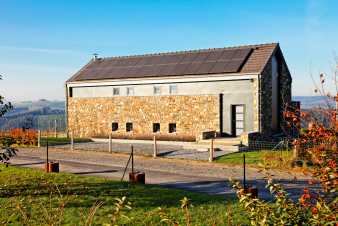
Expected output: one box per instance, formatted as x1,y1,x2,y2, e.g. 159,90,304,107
12,161,46,167
161,178,321,201
0,178,232,209
74,169,118,175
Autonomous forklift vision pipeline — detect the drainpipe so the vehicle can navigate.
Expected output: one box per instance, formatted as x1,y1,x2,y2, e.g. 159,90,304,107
257,74,261,133
65,83,69,138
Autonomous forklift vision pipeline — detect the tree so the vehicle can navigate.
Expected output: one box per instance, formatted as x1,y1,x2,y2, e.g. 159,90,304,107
0,74,17,164
0,75,13,117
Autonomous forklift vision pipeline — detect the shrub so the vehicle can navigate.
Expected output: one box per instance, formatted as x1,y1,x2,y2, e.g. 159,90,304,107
231,120,337,225
0,128,37,147
231,174,336,226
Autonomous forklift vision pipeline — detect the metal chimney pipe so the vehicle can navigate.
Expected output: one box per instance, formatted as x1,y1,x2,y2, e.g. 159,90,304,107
92,53,99,61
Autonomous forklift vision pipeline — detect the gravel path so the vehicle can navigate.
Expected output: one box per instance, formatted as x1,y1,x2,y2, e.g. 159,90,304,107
10,148,318,200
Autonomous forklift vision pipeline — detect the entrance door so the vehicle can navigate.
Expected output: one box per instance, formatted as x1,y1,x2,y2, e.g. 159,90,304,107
231,105,244,137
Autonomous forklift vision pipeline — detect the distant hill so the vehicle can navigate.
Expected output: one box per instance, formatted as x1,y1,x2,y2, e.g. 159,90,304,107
0,100,65,131
292,96,335,109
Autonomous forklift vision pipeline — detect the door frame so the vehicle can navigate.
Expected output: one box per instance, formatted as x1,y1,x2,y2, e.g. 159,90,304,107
219,93,224,136
231,104,245,137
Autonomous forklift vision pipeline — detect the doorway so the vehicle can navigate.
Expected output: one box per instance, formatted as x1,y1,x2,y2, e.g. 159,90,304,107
231,105,245,137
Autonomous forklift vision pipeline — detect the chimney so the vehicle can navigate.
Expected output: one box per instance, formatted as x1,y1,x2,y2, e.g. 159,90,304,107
92,53,99,61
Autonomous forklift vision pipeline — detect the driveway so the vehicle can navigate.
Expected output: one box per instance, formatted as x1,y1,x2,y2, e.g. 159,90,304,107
10,148,317,200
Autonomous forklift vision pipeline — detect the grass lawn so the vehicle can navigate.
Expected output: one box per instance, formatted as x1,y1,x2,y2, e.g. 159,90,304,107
0,165,248,225
40,137,92,146
215,150,293,167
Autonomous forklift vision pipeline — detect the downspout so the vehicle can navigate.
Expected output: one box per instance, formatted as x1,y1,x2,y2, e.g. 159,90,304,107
65,83,69,138
257,74,261,133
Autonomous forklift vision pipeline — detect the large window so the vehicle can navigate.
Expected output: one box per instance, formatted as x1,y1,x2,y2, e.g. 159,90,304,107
169,123,176,133
126,122,133,132
153,123,160,133
169,84,177,95
112,122,118,131
153,86,161,95
113,87,120,96
126,87,134,96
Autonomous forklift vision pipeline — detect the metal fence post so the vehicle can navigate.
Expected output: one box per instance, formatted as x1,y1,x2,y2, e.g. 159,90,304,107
109,133,112,153
131,145,134,173
153,135,157,158
70,131,74,151
38,130,41,148
46,138,49,173
209,138,214,162
243,153,246,188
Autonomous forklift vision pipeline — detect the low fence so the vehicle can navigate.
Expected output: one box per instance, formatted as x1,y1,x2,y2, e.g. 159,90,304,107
243,139,290,152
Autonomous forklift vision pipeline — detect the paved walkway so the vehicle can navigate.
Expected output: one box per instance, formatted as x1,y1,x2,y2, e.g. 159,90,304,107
53,140,236,161
11,148,317,200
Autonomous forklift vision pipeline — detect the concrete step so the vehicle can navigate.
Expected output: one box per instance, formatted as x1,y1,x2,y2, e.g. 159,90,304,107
183,143,239,152
197,138,241,146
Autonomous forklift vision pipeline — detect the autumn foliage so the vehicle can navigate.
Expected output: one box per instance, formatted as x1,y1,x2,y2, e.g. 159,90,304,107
233,72,337,226
0,128,37,147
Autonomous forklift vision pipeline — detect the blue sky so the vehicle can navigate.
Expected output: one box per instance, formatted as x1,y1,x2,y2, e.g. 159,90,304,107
0,0,337,101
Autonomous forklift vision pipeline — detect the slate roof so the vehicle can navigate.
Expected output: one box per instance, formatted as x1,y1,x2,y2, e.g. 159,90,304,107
67,43,278,82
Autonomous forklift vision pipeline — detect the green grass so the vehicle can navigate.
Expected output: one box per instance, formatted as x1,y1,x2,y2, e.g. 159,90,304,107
215,150,293,167
216,151,264,165
40,137,92,146
0,165,248,225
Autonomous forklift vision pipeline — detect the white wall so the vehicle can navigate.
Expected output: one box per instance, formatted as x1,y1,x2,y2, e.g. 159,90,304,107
71,79,254,97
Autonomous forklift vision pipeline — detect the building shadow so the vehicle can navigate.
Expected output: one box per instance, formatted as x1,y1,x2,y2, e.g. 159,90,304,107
12,161,45,167
74,169,118,175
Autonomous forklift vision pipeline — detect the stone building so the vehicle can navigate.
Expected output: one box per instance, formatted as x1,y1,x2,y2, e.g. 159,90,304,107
66,43,293,141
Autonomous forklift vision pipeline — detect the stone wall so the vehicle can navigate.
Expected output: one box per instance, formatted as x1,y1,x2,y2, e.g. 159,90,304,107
278,54,292,135
67,95,219,140
259,48,292,138
260,57,273,137
252,78,259,131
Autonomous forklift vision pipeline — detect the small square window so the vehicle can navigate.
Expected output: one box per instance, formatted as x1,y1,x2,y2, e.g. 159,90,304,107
112,122,118,131
126,122,133,132
69,87,73,97
113,87,120,95
126,87,134,96
169,123,176,133
153,123,160,133
169,85,177,95
153,86,161,95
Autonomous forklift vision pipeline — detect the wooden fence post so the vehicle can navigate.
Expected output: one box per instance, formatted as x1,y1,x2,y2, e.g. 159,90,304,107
54,119,57,138
109,133,112,153
37,130,40,147
293,144,300,159
209,138,214,162
70,131,74,151
153,135,157,158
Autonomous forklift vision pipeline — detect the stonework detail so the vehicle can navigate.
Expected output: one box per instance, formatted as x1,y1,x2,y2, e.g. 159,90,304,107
252,78,259,131
67,95,219,140
260,50,292,138
260,57,273,136
278,57,292,134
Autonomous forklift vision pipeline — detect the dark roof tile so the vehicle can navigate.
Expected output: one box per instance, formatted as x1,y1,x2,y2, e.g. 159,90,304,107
67,43,278,82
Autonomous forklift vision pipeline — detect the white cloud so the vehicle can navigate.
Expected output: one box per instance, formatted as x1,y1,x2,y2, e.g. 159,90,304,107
0,45,84,55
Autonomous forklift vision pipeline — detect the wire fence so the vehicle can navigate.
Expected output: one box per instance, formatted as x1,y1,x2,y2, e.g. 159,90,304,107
241,139,290,152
